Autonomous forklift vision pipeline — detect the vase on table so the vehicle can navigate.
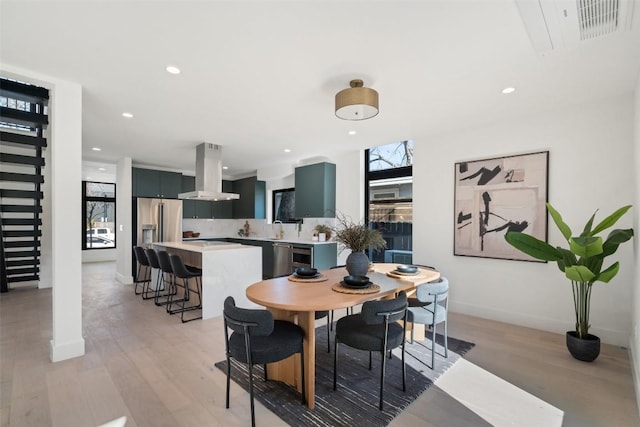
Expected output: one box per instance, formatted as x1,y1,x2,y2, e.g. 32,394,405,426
346,251,370,276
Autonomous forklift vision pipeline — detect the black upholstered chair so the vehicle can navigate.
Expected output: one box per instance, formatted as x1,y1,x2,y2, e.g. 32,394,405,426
333,291,408,410
132,246,151,297
168,254,202,323
407,277,449,369
223,297,305,427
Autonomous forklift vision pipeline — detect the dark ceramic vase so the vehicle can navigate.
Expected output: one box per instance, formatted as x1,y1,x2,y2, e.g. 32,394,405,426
346,251,370,277
566,331,600,362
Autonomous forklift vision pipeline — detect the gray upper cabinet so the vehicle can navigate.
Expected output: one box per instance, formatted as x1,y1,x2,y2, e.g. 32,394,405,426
232,176,266,219
133,167,182,199
294,162,336,218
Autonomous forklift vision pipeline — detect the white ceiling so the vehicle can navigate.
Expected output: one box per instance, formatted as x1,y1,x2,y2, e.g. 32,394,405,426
2,1,640,179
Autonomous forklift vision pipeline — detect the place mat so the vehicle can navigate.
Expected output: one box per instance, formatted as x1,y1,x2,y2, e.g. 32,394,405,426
288,273,329,283
332,282,380,294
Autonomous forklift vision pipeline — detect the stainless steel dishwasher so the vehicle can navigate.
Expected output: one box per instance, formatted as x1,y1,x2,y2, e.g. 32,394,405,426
272,242,293,277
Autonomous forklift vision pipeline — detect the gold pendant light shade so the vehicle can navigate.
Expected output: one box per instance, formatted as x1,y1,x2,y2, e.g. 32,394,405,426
335,79,379,120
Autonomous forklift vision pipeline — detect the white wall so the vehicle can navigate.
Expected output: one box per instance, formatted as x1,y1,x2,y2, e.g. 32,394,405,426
414,94,636,346
631,73,640,413
82,248,116,263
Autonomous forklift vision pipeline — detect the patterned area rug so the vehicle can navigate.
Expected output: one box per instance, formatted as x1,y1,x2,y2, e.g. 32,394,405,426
215,324,475,426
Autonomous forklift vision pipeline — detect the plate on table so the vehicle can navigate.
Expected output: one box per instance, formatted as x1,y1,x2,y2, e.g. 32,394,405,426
340,280,372,289
342,275,370,287
394,265,418,275
293,272,321,279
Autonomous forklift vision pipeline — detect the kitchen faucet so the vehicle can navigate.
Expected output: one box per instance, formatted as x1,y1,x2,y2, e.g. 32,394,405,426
272,220,284,239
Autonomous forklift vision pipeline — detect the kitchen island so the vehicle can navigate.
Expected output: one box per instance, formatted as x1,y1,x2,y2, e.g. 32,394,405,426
152,241,261,319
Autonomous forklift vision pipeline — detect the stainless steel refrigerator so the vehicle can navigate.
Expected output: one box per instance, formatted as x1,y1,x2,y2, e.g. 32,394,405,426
132,197,183,277
134,198,183,248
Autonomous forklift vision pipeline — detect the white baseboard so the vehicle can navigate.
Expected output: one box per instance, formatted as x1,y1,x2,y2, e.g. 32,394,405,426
450,301,629,347
50,337,85,362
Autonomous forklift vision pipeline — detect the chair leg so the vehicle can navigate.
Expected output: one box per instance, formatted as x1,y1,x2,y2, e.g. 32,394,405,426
444,320,449,358
401,336,407,392
333,339,338,390
431,322,436,369
330,310,334,331
369,351,372,370
326,316,330,353
379,350,387,411
263,364,268,381
300,347,306,404
225,354,231,409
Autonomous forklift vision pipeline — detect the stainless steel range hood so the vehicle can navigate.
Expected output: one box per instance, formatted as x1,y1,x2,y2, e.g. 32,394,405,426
178,143,240,201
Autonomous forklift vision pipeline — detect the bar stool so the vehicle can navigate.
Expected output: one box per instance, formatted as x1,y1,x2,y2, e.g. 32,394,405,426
168,254,203,323
156,250,177,306
143,248,173,304
132,246,152,297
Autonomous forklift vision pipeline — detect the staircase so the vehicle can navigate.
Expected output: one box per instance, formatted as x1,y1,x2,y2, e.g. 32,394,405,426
0,78,49,292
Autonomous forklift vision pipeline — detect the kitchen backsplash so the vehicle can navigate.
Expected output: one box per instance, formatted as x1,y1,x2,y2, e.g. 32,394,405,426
182,218,337,241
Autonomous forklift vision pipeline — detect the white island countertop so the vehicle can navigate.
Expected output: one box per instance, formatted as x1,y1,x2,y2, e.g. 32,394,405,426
160,240,244,252
183,236,337,245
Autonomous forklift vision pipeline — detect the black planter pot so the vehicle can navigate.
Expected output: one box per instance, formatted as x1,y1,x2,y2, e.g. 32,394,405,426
566,331,600,362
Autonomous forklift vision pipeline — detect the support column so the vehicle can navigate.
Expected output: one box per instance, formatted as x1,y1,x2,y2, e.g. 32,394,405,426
48,77,84,362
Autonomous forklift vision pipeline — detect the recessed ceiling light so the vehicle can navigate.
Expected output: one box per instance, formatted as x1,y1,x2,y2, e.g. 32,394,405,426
122,112,133,118
98,167,106,171
166,66,181,75
501,87,516,94
222,166,229,170
348,130,357,135
92,147,101,151
284,149,291,153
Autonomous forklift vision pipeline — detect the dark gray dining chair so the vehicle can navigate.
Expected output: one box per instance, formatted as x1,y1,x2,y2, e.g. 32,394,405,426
223,296,306,427
333,291,408,410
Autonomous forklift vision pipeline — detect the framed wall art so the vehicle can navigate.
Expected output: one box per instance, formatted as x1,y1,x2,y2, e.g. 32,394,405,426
453,151,549,262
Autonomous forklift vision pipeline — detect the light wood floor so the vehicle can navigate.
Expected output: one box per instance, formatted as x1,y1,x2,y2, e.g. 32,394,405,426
1,262,638,426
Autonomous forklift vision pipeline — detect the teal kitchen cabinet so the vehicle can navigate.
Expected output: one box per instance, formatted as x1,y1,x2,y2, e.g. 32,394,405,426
211,180,234,219
181,175,213,219
294,162,336,218
232,176,266,219
133,167,182,198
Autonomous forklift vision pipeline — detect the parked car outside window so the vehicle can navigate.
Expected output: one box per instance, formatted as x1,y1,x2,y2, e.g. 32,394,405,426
86,235,115,248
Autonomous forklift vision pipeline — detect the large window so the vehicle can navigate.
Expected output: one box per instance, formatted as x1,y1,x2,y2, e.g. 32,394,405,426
365,140,413,264
82,181,116,249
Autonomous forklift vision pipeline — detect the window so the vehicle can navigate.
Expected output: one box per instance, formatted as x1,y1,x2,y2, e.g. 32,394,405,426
82,181,116,249
272,188,298,223
365,140,414,264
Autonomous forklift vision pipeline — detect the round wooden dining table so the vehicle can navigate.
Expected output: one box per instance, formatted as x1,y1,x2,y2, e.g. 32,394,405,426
245,263,439,409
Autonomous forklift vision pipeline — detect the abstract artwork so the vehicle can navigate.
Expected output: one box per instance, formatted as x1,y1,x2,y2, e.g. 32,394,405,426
454,151,549,262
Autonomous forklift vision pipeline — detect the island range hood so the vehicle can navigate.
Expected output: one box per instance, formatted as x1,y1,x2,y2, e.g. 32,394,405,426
178,143,240,201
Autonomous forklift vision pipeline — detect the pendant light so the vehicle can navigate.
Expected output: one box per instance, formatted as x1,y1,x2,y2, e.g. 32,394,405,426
335,79,379,120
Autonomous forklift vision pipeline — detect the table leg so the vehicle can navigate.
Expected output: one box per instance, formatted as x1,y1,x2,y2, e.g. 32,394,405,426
265,309,316,409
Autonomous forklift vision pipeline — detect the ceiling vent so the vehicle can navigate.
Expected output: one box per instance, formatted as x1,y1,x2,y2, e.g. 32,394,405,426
515,0,636,54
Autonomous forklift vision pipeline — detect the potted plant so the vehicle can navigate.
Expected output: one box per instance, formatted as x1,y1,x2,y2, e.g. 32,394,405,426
504,203,634,362
334,213,386,276
314,224,332,241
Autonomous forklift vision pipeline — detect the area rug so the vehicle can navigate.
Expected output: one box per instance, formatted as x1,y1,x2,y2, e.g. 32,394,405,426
215,324,474,426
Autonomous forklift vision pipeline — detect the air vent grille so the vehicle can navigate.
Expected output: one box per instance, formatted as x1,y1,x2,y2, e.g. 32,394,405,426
577,0,620,39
